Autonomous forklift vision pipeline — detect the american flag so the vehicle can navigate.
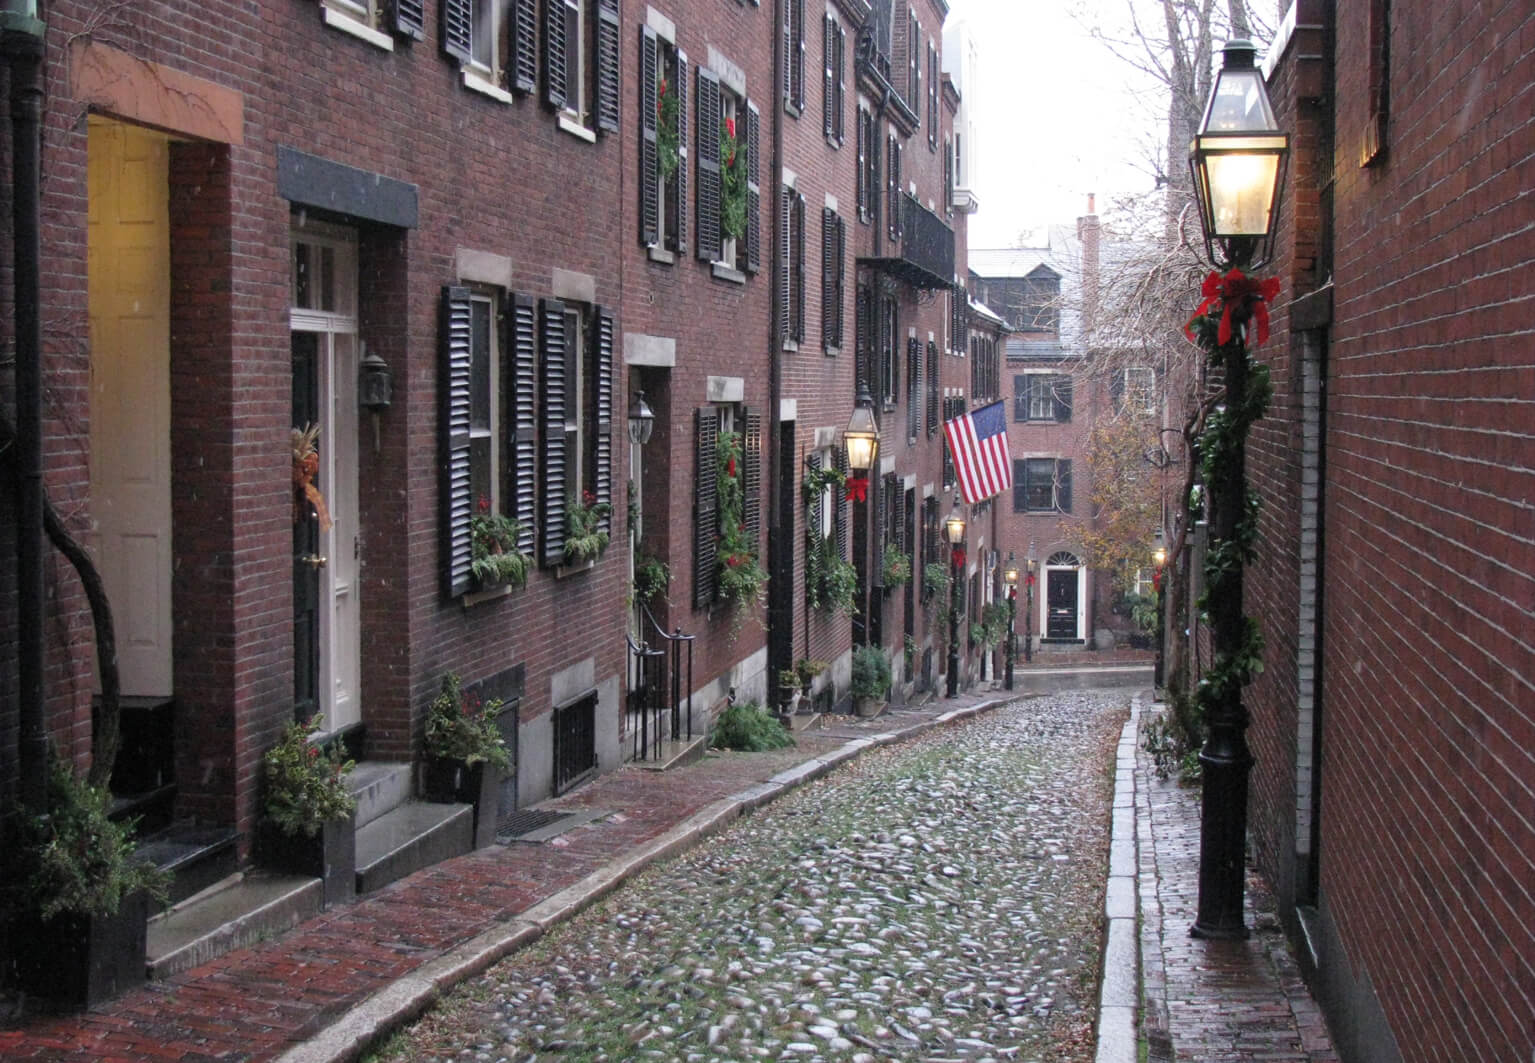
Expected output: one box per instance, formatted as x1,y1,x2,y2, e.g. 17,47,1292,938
943,400,1013,504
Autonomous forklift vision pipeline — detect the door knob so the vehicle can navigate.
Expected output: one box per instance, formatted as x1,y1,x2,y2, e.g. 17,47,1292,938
298,553,329,570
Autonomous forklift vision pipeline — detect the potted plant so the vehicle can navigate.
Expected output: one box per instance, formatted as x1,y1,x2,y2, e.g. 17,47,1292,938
806,533,859,616
1126,592,1158,649
565,489,612,565
850,644,892,717
777,668,801,715
255,714,357,908
470,497,530,589
2,757,171,1006
633,553,670,611
923,561,950,607
794,657,829,696
881,543,912,589
716,431,768,624
421,672,511,848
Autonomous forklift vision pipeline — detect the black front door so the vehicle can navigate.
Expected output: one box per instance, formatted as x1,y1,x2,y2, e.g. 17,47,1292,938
1046,568,1078,640
292,331,320,722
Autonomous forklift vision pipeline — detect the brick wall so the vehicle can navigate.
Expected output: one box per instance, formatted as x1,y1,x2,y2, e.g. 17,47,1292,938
1251,3,1535,1061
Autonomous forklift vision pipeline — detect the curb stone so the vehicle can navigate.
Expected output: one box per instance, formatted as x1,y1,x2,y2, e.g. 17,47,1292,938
1095,694,1144,1063
277,696,1016,1063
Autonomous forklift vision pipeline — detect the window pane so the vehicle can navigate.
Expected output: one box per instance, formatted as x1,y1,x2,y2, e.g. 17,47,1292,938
470,298,492,432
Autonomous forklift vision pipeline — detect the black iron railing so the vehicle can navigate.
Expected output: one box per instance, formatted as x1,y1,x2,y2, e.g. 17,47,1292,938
625,605,696,762
553,692,597,795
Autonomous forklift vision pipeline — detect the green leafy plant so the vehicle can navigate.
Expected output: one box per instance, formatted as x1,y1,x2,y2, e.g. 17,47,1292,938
881,543,912,588
904,634,916,669
1124,592,1159,637
806,532,859,616
850,644,892,701
1,756,171,922
263,714,357,838
425,672,511,770
633,554,670,609
923,561,950,604
975,602,1009,651
801,463,846,506
716,430,767,619
470,497,530,588
720,114,748,242
565,489,611,564
794,658,829,690
656,73,681,181
710,701,794,751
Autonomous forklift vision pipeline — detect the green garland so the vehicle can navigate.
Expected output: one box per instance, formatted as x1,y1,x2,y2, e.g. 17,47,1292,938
657,74,680,182
1185,293,1273,728
720,118,748,242
716,430,767,619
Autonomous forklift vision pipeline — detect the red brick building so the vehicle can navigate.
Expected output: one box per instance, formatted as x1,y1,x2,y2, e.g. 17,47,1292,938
0,0,979,990
1235,3,1534,1059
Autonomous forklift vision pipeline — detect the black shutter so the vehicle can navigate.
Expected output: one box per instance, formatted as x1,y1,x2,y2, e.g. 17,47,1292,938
807,451,824,551
511,0,537,93
1013,459,1026,513
1055,375,1073,422
1013,374,1028,421
393,0,425,40
544,0,567,111
907,336,920,442
779,187,793,338
640,27,660,247
743,407,762,548
833,446,849,562
695,67,721,263
822,16,834,137
592,308,616,537
539,299,568,567
510,295,539,556
782,0,793,106
595,0,621,133
791,194,805,340
693,408,719,609
928,44,938,150
855,282,871,396
944,135,953,214
926,340,938,436
791,0,806,110
821,209,838,349
833,23,845,143
887,134,902,241
745,100,762,273
855,108,868,219
1058,460,1072,513
441,287,475,597
441,0,472,63
674,50,689,253
1111,369,1125,412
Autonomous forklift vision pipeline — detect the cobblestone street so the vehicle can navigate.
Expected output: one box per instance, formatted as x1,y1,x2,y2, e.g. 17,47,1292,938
370,691,1128,1063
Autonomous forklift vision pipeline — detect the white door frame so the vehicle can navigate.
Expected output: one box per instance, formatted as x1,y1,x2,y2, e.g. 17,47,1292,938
290,225,361,731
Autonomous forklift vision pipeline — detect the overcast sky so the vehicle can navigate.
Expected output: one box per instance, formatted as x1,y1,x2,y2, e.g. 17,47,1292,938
947,0,1168,250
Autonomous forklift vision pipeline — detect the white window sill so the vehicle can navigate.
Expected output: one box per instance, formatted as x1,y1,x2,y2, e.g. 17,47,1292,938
558,114,597,143
647,245,676,265
462,582,512,607
323,6,395,50
781,339,799,353
554,557,597,578
711,263,746,284
824,345,841,356
464,70,513,104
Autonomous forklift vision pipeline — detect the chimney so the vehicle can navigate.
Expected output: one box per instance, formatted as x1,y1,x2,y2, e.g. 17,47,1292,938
1078,193,1101,345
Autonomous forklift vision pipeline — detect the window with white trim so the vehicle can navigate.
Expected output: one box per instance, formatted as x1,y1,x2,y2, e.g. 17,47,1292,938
1013,457,1073,514
695,67,761,274
323,0,418,46
1119,366,1157,415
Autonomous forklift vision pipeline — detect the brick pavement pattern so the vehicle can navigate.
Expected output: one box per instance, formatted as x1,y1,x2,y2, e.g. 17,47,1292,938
0,696,995,1063
1136,705,1339,1063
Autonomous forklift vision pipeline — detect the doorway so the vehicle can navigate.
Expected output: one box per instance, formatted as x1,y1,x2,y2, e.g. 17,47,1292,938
88,119,173,698
1045,552,1083,641
290,225,361,730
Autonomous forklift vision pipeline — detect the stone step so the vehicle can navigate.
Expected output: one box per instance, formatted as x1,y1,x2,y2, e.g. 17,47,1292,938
632,734,708,772
135,823,241,906
354,800,473,895
146,871,321,980
348,761,413,829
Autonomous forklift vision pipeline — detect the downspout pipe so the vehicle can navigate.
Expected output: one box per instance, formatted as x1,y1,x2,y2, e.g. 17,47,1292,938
765,0,788,686
5,18,47,812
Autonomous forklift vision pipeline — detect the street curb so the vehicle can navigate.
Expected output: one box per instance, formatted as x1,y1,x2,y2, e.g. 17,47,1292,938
275,695,1017,1063
1095,696,1143,1063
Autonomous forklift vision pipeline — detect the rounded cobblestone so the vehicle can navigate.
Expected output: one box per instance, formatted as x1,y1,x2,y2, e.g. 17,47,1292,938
373,691,1127,1063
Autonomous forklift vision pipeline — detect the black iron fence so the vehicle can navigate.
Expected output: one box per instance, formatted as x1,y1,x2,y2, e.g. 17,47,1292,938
625,605,696,762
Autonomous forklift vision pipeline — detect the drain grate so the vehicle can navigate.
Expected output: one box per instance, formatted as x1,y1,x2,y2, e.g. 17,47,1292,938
496,808,568,842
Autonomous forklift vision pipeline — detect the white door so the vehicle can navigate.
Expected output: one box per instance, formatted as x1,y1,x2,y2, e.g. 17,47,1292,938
291,228,361,730
88,120,173,697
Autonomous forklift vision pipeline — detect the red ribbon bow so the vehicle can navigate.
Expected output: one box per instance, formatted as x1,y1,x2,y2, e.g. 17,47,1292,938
951,546,966,568
845,476,869,503
1185,268,1281,348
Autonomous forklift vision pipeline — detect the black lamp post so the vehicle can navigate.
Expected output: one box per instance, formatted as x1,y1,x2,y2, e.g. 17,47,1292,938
1188,38,1288,941
1003,553,1018,691
943,498,965,698
628,389,655,446
1025,543,1036,664
844,383,880,640
1152,529,1167,688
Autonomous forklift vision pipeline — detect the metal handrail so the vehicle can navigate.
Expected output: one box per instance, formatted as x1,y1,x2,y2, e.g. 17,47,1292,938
625,606,696,761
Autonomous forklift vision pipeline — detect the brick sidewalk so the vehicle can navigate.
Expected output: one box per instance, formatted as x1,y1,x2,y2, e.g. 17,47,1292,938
0,691,1013,1063
1136,704,1340,1063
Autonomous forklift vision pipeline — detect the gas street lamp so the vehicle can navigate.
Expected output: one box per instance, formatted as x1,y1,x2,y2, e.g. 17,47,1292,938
1003,553,1019,691
1152,529,1167,688
1189,39,1290,272
1187,37,1289,941
944,498,965,698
